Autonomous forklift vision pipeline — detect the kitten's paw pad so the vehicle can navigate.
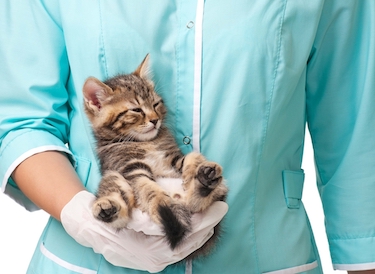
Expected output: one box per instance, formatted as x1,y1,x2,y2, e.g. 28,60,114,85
92,198,120,223
196,163,223,189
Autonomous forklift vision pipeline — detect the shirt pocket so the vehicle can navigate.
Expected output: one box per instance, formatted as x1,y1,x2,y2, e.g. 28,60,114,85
282,169,305,209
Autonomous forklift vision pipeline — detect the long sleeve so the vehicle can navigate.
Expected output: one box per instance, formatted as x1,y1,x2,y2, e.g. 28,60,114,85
0,1,73,210
306,1,375,270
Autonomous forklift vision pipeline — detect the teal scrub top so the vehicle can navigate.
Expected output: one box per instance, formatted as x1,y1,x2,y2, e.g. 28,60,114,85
1,1,375,273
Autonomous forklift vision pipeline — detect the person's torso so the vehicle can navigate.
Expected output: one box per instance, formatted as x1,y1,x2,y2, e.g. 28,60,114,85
36,1,325,273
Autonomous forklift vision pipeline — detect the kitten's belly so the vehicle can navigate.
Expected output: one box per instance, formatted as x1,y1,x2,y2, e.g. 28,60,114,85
145,150,180,178
156,177,185,200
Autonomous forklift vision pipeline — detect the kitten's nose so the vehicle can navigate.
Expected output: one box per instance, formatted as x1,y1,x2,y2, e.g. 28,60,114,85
150,119,158,126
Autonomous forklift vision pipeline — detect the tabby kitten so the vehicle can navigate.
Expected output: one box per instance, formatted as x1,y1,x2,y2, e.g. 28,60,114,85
82,55,228,254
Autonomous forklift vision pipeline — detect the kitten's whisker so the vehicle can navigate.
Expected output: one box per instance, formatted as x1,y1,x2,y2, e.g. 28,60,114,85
124,132,137,142
153,75,168,92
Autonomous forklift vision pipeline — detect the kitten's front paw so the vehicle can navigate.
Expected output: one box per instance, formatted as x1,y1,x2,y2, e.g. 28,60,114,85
92,196,129,229
196,162,223,190
92,197,119,222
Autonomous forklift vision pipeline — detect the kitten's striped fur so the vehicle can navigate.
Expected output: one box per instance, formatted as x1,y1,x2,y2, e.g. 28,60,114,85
83,55,227,255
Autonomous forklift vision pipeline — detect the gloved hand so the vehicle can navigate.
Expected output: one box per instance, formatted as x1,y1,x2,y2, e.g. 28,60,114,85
60,190,228,273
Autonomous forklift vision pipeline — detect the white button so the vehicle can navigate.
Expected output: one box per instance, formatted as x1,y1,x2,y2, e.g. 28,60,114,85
183,136,191,145
186,21,194,29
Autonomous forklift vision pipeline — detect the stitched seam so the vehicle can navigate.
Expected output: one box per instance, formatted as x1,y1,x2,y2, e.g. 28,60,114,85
98,0,109,79
0,129,34,157
333,262,375,271
175,0,182,145
0,129,66,158
40,242,97,274
251,0,288,272
283,170,304,175
263,260,319,274
329,235,375,241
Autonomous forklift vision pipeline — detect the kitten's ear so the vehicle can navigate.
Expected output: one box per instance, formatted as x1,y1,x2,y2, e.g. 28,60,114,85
133,54,153,81
82,77,112,113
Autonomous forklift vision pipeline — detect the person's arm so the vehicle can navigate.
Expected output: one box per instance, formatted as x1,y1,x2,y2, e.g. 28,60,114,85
307,0,375,271
12,151,85,221
0,2,229,272
0,1,73,209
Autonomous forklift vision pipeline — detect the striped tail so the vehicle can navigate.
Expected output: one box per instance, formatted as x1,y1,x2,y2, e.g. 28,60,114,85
158,203,192,249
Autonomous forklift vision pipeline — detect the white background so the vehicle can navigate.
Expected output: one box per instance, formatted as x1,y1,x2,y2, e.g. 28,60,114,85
0,134,346,273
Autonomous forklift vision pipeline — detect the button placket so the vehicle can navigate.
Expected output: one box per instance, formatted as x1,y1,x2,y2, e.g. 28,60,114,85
186,21,194,29
183,136,191,145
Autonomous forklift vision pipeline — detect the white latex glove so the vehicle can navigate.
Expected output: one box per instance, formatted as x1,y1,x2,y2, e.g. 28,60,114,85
61,190,228,273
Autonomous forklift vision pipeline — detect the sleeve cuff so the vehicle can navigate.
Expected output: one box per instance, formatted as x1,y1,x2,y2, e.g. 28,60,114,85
0,129,74,211
329,236,375,271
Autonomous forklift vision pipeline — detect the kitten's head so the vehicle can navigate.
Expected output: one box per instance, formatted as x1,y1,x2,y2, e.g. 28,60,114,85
83,54,166,142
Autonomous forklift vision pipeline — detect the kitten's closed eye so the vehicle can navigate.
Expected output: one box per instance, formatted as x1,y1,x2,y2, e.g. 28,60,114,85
153,101,161,108
132,108,143,113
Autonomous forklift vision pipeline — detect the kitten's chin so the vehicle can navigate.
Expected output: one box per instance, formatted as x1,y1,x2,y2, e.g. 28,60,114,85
135,129,159,141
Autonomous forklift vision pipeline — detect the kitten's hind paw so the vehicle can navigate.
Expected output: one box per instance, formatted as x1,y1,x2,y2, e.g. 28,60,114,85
92,195,130,229
197,163,223,190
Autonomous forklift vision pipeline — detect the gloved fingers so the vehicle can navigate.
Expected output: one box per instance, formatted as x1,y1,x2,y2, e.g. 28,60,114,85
61,190,170,272
60,190,132,249
60,191,96,243
81,223,166,272
123,200,228,245
109,226,191,270
126,177,184,236
126,196,228,238
161,201,228,263
61,190,228,273
190,201,228,232
105,232,171,273
126,208,164,236
153,203,228,265
135,200,228,266
136,201,228,259
161,225,214,263
99,243,148,271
